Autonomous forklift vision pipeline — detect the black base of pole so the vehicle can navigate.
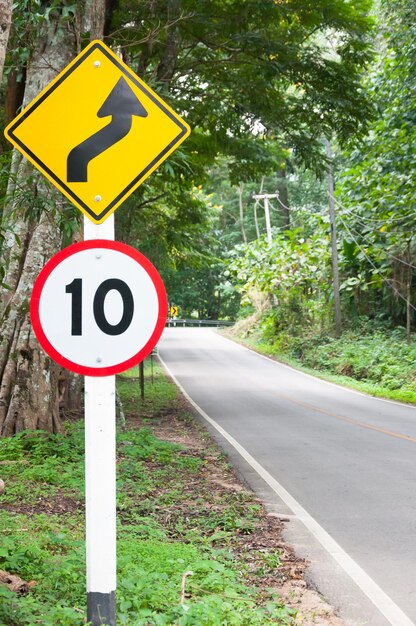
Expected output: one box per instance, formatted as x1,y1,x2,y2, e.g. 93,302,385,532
87,591,116,626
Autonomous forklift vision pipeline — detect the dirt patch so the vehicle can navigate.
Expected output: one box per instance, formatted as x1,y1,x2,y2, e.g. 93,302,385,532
279,581,345,626
2,491,82,516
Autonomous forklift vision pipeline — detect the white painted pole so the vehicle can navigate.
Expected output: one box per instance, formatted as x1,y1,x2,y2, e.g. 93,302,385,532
84,214,114,240
84,215,116,626
263,196,272,245
253,194,279,245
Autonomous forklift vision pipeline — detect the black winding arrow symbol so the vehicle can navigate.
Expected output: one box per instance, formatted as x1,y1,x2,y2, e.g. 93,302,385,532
67,77,148,183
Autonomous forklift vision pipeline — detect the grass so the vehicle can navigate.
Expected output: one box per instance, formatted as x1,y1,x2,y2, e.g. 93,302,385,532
225,318,416,405
0,358,295,626
117,358,178,417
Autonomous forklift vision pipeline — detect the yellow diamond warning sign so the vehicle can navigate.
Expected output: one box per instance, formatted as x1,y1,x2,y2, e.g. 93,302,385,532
4,40,191,224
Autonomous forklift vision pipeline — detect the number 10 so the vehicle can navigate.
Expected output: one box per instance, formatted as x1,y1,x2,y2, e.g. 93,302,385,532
65,278,134,336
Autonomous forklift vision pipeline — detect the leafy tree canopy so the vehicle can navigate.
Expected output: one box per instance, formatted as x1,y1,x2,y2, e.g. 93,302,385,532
110,0,375,175
335,0,416,322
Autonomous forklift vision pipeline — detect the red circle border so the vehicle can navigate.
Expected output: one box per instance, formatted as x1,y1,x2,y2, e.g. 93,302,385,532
30,240,167,376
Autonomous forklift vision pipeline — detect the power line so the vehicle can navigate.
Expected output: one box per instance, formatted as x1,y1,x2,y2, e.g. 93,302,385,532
336,210,416,271
329,192,416,271
389,254,416,271
273,192,291,213
329,193,416,226
337,214,416,312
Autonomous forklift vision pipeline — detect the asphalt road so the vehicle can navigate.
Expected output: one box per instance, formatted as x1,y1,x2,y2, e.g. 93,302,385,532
158,327,416,626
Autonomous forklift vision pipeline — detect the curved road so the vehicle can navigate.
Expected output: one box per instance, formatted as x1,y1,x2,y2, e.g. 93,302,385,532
159,327,416,626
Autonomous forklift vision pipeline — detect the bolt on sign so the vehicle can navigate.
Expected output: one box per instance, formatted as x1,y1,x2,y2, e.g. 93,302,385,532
4,40,190,224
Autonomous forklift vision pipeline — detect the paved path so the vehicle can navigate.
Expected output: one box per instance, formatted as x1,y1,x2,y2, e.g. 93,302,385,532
159,328,416,626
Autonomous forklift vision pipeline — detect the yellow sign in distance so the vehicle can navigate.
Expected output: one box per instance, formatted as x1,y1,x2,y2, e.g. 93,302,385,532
170,306,179,317
4,40,190,224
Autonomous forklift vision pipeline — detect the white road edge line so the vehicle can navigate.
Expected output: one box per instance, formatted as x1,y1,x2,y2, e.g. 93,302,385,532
218,331,414,409
158,353,415,626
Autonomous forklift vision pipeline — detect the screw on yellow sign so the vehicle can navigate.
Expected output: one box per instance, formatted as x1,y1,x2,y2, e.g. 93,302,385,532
4,40,190,224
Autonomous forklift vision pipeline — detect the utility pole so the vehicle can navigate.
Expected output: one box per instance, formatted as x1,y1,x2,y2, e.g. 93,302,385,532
326,139,342,337
406,238,412,345
253,193,280,244
238,182,248,244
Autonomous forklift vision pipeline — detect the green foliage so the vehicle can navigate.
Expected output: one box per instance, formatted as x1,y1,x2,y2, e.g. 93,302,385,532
118,428,183,465
0,424,85,504
3,0,376,334
110,0,374,320
111,0,374,169
228,223,332,330
161,182,241,319
224,0,416,340
0,512,85,625
298,324,416,395
116,544,293,625
217,0,416,344
336,0,416,324
162,157,332,321
6,0,77,80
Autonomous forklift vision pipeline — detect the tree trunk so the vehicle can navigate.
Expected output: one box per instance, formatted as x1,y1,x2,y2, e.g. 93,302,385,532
5,68,26,127
83,0,107,41
59,370,83,413
0,219,64,436
0,8,77,436
156,0,181,85
0,0,12,84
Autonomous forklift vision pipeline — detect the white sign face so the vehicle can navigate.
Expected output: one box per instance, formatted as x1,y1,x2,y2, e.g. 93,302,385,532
30,240,167,376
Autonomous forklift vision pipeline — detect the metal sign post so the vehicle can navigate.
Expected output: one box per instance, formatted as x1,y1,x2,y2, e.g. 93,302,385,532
84,216,116,626
84,373,116,624
8,39,189,626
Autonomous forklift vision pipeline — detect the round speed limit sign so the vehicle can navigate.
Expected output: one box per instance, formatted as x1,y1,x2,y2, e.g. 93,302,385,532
30,240,167,376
